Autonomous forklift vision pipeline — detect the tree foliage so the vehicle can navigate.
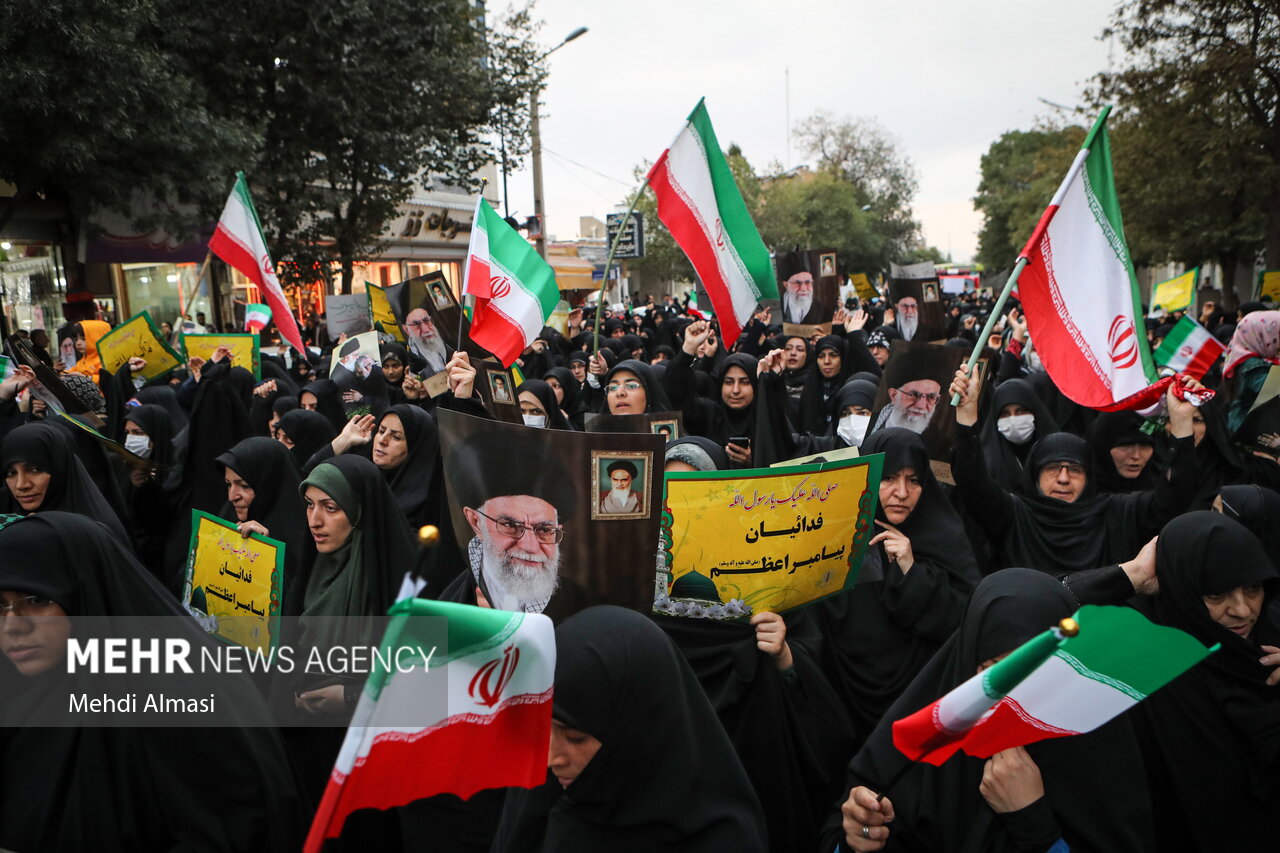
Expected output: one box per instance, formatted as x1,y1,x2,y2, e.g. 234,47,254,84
972,125,1084,269
1095,0,1280,277
0,0,545,293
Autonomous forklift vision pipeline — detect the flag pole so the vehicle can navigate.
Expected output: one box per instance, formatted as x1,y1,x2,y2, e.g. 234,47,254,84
459,179,490,355
591,180,649,357
949,106,1113,407
949,256,1028,406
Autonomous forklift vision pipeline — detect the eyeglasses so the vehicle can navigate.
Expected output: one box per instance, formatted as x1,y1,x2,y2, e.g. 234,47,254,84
474,509,563,544
896,389,940,404
1042,462,1086,477
0,595,58,620
405,319,434,329
606,381,642,394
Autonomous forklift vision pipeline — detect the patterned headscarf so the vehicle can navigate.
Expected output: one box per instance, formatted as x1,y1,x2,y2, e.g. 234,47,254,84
1223,310,1280,378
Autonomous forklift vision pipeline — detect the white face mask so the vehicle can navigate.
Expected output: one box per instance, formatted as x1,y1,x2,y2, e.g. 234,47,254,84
837,413,871,446
124,433,152,458
522,414,547,429
997,413,1036,445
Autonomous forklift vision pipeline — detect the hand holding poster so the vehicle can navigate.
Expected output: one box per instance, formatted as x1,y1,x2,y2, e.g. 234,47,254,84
183,510,284,652
182,332,262,379
95,311,183,380
659,454,882,617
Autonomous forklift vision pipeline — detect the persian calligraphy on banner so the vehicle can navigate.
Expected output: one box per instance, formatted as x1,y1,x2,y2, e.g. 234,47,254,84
183,510,284,652
95,311,183,380
182,333,262,379
659,454,882,618
850,272,878,302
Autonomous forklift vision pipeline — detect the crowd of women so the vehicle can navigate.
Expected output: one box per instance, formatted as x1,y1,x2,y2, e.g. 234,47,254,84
0,293,1277,851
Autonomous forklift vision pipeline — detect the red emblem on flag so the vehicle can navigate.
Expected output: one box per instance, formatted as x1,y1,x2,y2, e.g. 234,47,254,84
468,644,520,708
490,275,512,299
1107,315,1139,369
1178,344,1193,359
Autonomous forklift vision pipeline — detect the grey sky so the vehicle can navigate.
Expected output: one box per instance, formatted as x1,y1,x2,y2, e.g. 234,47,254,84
497,0,1122,265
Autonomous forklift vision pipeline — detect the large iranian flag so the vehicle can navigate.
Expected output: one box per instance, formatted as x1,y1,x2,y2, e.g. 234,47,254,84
647,100,776,345
893,605,1214,765
208,173,308,357
304,599,555,852
1016,109,1161,411
462,197,559,366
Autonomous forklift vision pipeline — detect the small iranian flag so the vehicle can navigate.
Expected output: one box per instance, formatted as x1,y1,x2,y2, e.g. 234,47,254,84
304,599,555,852
1154,316,1225,381
893,605,1214,765
0,355,15,382
647,100,776,345
209,173,308,358
1016,108,1163,411
243,303,271,334
462,197,560,367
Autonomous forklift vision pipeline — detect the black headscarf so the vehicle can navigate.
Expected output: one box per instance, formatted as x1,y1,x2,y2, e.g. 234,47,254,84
800,428,979,742
374,404,441,528
823,568,1154,852
1218,484,1280,569
517,379,573,431
300,378,347,432
1086,411,1158,494
994,432,1165,575
215,437,307,560
1133,512,1279,850
711,352,758,443
978,378,1060,493
0,422,129,543
492,606,767,853
663,435,730,471
797,335,853,434
0,513,303,852
598,359,673,414
275,409,336,472
134,384,189,431
123,404,176,472
543,366,581,417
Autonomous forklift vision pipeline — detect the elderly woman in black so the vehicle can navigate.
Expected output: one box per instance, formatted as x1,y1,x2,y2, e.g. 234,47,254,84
1132,512,1279,851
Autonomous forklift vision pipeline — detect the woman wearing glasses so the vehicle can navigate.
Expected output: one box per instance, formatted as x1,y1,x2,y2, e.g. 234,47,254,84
598,359,672,416
949,364,1203,577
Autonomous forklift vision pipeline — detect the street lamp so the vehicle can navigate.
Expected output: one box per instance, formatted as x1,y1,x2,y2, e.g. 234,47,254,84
530,26,588,260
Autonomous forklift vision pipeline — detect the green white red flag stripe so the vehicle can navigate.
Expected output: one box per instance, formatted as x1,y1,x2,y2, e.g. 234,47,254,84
304,599,554,851
1154,316,1224,381
208,172,307,357
0,355,15,382
647,99,776,345
243,303,271,333
1015,109,1162,411
893,605,1215,765
462,197,560,366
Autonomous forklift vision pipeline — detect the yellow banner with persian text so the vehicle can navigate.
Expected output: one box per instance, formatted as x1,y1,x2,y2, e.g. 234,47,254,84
658,454,882,616
183,511,284,652
95,311,183,380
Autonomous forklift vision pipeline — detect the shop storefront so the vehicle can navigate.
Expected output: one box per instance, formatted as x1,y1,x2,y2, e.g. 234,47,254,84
0,243,70,336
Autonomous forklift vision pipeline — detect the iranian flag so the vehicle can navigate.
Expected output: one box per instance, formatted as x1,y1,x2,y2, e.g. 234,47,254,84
893,605,1214,765
209,172,307,358
304,599,555,852
243,303,271,334
462,197,559,366
1154,316,1225,381
1015,108,1163,411
647,100,776,345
